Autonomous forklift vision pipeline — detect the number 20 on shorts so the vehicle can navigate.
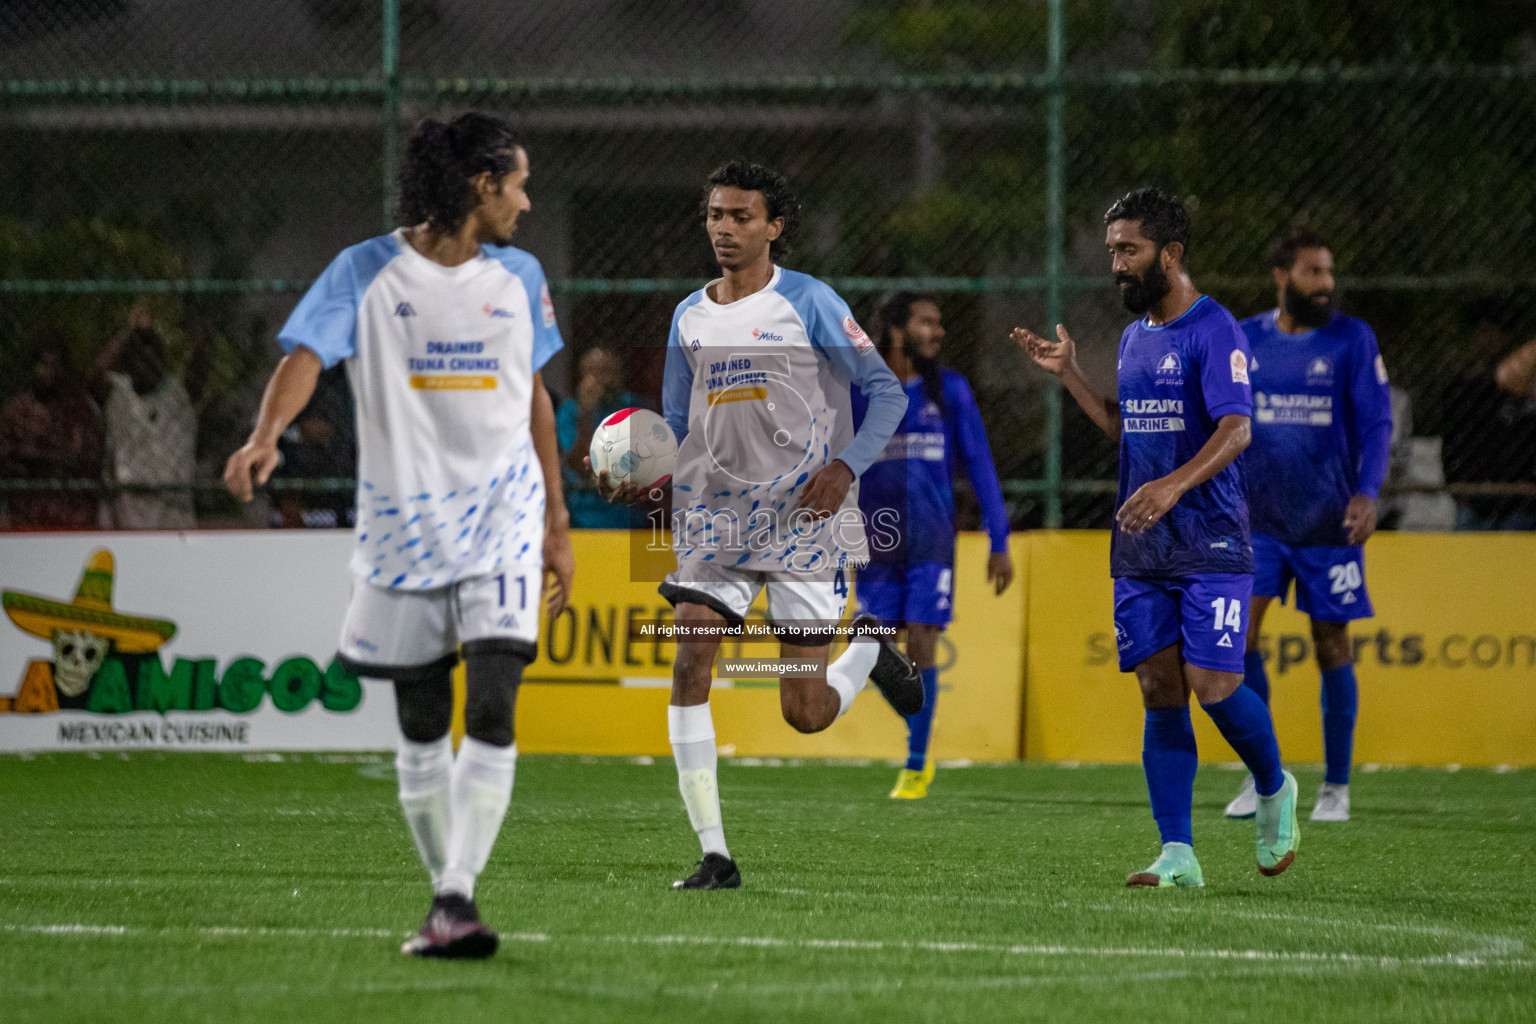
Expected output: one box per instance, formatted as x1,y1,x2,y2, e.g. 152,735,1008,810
1328,561,1362,594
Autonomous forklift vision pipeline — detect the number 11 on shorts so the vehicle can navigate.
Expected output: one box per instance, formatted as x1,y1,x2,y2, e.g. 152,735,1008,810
497,573,527,610
1210,597,1242,631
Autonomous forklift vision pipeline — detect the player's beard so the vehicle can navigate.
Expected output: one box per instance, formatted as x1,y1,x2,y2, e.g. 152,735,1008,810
1116,259,1171,316
1283,283,1333,329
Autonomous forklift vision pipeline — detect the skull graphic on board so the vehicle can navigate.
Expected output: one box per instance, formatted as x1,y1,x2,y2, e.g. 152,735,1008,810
52,628,108,697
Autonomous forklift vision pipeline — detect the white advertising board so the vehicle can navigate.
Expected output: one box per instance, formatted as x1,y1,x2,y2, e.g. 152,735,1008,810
0,532,397,751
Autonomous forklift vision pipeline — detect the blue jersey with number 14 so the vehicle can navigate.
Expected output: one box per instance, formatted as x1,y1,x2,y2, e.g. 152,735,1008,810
1112,295,1254,579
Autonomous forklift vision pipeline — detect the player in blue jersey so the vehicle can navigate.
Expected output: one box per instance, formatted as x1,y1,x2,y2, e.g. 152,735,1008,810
852,292,1014,799
1014,188,1298,888
1222,229,1393,824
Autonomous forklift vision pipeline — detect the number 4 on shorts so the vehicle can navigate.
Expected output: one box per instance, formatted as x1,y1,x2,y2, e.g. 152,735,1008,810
1210,597,1242,631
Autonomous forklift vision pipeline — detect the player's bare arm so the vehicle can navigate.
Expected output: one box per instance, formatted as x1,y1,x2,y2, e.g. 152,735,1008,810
1116,413,1250,535
1342,494,1378,546
986,551,1014,595
531,369,575,617
1012,324,1121,440
796,458,854,518
223,344,322,502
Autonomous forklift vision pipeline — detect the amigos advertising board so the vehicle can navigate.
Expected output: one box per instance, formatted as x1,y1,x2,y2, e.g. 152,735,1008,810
0,532,395,751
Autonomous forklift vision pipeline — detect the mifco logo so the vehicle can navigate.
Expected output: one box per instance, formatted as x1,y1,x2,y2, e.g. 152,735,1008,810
395,302,417,317
751,328,785,342
483,304,516,319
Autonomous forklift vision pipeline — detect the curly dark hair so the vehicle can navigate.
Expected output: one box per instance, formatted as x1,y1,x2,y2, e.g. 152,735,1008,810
872,290,945,412
1266,227,1329,271
701,160,802,260
1104,187,1192,263
397,112,523,235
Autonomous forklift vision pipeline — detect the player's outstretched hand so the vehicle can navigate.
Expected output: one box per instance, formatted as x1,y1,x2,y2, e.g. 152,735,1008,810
986,551,1015,595
1342,494,1379,545
223,440,280,503
1012,324,1076,376
542,527,575,618
1116,477,1184,535
586,456,653,505
796,460,854,519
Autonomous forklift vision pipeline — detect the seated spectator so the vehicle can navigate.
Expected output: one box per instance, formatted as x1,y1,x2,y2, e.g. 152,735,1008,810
92,303,203,530
1440,301,1536,531
0,333,103,530
556,347,647,529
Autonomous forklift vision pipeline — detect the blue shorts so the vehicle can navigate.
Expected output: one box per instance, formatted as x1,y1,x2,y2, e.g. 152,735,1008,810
1252,532,1373,622
857,561,953,628
1112,574,1252,674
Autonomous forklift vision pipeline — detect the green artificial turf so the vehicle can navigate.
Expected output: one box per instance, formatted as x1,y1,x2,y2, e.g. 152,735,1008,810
0,753,1530,1023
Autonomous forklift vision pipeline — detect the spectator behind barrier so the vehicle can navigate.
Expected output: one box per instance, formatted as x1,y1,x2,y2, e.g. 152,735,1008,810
555,346,649,529
0,332,103,530
91,302,207,530
271,367,357,529
1439,300,1536,531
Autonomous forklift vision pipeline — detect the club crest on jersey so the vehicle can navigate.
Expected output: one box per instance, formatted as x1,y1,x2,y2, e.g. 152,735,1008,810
1114,622,1133,652
540,282,557,328
1305,356,1334,387
842,314,875,355
482,304,515,319
1230,349,1249,385
1155,352,1183,385
751,328,785,342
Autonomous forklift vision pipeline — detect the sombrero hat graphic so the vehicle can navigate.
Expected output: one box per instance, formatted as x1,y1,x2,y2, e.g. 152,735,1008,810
2,549,176,652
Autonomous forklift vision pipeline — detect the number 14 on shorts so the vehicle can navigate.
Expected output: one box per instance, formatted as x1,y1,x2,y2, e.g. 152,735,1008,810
1210,596,1243,631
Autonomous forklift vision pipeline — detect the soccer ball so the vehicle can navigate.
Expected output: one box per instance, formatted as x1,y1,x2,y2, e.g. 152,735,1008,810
588,408,678,489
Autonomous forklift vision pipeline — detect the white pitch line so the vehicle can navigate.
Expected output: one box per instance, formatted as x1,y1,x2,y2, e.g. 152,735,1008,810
5,921,1527,971
525,932,1529,970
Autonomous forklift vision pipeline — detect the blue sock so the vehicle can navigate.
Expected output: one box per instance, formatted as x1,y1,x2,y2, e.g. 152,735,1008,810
1242,650,1270,705
1202,686,1285,796
904,668,940,771
1320,664,1358,786
1142,706,1197,847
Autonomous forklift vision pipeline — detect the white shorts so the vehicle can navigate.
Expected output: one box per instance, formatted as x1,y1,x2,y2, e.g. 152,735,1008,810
659,560,851,644
338,564,541,677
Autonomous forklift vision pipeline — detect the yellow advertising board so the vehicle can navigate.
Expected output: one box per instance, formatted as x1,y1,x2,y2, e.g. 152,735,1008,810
479,531,1027,760
1023,531,1536,767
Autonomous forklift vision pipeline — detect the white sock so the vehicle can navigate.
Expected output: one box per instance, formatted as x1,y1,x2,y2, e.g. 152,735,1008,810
439,737,517,899
668,703,727,857
395,735,453,888
827,638,880,718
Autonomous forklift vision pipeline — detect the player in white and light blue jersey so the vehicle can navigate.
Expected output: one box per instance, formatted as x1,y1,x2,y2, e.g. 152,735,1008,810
617,161,919,891
1016,188,1298,889
1223,230,1393,824
224,114,574,959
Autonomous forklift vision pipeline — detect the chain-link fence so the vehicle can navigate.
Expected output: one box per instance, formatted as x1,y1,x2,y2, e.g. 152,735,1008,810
4,0,1535,531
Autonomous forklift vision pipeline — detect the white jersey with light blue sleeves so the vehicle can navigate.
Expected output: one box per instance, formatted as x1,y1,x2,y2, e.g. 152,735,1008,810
661,266,907,576
278,229,563,590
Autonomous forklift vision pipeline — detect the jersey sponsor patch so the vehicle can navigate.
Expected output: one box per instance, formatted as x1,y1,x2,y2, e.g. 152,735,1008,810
1230,349,1250,384
540,282,557,328
842,314,875,355
1375,353,1389,385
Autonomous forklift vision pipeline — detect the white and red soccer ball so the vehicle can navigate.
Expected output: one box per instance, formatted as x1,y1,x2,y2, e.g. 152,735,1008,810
588,408,678,489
